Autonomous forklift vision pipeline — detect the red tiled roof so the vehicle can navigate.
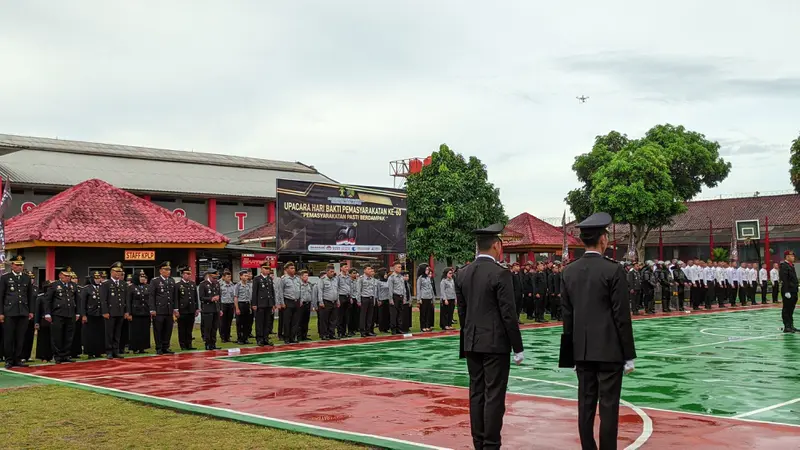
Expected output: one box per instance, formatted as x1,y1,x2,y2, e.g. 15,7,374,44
238,222,276,242
565,193,800,243
503,212,581,248
6,179,230,245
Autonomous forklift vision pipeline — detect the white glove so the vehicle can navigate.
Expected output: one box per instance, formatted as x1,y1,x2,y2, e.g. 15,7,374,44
785,292,791,299
624,359,635,375
513,352,524,365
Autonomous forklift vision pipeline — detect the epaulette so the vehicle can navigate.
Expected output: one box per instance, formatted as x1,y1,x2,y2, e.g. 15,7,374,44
603,256,617,264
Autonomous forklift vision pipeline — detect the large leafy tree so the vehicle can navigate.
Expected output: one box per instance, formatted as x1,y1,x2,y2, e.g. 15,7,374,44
790,133,800,193
406,144,507,265
566,124,731,261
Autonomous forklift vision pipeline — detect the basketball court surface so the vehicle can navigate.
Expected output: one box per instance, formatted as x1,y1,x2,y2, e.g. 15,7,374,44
8,305,800,449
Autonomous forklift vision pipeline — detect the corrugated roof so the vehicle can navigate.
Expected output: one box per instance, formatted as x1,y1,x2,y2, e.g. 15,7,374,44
0,133,316,173
0,149,332,199
5,179,229,245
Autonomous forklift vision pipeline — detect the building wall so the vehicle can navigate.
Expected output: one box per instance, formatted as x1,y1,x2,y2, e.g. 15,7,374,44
53,247,191,280
216,203,267,235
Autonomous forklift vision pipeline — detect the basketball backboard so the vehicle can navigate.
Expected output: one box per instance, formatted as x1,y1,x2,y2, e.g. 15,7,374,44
735,219,760,240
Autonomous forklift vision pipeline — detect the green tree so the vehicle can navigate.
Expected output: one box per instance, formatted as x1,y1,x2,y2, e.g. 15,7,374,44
790,133,800,193
406,144,507,265
566,124,731,261
712,247,729,262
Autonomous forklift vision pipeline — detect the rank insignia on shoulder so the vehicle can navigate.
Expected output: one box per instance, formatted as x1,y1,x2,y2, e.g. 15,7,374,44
603,255,618,263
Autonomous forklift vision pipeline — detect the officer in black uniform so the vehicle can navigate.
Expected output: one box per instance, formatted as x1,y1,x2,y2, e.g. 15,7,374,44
560,212,637,450
199,269,222,350
44,266,79,364
251,262,276,346
174,265,198,350
0,255,35,368
779,250,798,333
455,224,524,450
80,271,105,358
149,261,177,354
100,262,129,359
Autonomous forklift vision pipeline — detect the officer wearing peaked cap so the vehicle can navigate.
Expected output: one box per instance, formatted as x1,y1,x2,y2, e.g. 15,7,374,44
101,262,129,359
1,254,35,368
455,223,523,450
560,212,637,450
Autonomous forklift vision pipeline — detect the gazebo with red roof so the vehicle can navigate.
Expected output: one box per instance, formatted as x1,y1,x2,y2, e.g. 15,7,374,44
502,212,581,263
5,179,229,281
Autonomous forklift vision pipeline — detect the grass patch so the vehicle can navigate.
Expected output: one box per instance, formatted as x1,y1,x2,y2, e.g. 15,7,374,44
0,384,365,449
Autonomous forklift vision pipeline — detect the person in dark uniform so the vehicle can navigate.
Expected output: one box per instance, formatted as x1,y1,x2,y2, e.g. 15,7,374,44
21,270,39,362
127,270,151,354
275,262,302,343
199,269,222,350
509,263,523,324
548,262,563,321
80,271,105,359
402,270,412,333
34,281,54,362
173,265,197,351
560,212,636,450
1,255,35,368
627,262,642,315
44,266,79,364
455,224,524,450
119,273,133,354
100,262,129,359
779,250,798,333
68,272,83,359
251,263,276,346
522,263,534,320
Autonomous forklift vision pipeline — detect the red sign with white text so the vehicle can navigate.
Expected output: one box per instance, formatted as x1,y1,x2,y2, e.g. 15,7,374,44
241,253,277,269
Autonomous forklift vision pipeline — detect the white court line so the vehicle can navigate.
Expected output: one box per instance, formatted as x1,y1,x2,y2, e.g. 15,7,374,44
12,371,450,450
645,352,789,366
649,333,785,353
733,398,800,419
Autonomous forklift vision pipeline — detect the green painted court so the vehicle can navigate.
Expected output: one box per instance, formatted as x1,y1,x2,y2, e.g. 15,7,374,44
231,308,800,427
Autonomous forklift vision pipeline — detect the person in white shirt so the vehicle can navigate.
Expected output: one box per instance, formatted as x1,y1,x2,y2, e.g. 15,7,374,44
747,263,758,305
729,261,741,307
704,261,716,310
759,264,769,305
770,263,781,304
685,260,697,308
725,262,736,306
715,262,727,307
737,263,749,306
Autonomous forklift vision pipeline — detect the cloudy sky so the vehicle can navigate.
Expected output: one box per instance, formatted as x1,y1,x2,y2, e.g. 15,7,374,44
2,1,799,222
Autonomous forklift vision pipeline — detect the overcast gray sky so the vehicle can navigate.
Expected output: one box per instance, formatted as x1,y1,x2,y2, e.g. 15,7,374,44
2,1,799,221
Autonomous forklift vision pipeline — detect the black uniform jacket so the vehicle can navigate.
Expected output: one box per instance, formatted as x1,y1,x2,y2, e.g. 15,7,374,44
561,253,636,363
100,279,128,317
80,284,102,317
455,257,524,358
150,276,176,315
779,260,798,295
45,280,78,318
174,279,198,314
0,271,34,317
198,279,220,314
251,274,276,308
128,284,151,316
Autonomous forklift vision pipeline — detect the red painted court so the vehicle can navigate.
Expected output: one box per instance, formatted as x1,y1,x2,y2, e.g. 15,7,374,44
13,304,800,449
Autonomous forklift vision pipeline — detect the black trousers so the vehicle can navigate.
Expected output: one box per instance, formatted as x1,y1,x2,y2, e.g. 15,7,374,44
104,316,125,356
402,302,412,333
716,283,726,307
317,300,337,338
201,312,219,348
761,281,768,304
419,298,434,329
629,290,641,314
350,298,361,333
730,282,740,306
337,295,351,336
277,304,284,339
524,294,534,318
696,285,707,309
549,295,561,319
299,302,311,338
782,292,797,330
439,298,455,329
739,282,749,305
642,289,655,313
676,287,685,310
359,297,375,334
177,314,194,349
153,315,173,352
220,303,235,341
514,295,523,318
236,303,253,342
661,286,672,311
3,315,30,363
254,305,273,344
282,300,302,342
705,283,715,309
51,315,75,361
773,282,780,303
390,294,404,333
749,282,757,303
377,300,390,332
465,352,510,450
576,362,624,450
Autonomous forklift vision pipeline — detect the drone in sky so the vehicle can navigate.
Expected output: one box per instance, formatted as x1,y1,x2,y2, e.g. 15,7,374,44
576,95,589,103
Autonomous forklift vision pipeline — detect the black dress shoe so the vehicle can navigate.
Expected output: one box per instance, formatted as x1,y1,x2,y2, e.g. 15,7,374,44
784,328,796,333
107,354,115,359
264,341,274,346
156,351,164,355
368,332,377,337
63,358,74,363
114,354,124,359
164,349,175,354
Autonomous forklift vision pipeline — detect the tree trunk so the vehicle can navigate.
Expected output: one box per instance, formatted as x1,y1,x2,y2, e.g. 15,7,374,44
632,224,652,262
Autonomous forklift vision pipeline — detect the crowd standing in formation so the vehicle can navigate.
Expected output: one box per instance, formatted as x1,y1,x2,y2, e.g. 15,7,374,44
0,257,475,367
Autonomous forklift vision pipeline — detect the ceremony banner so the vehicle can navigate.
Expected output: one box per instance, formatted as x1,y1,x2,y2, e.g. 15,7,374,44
276,179,407,254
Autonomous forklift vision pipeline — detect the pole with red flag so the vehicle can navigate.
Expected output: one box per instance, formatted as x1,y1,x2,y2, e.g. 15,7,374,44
709,219,714,260
765,216,770,269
